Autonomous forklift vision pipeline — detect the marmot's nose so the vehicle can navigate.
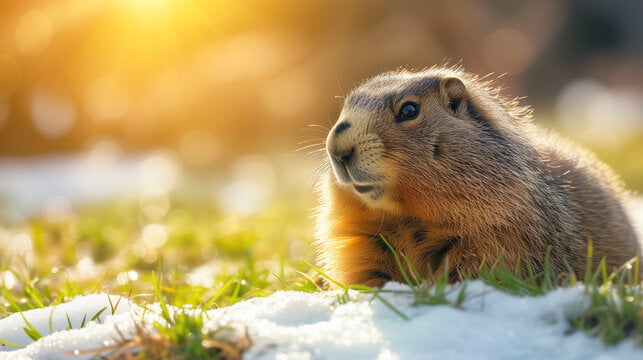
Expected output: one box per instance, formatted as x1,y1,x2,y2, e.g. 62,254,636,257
331,146,355,164
334,121,351,135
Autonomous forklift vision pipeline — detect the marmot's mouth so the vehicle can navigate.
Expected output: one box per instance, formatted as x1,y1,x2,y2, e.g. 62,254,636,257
328,151,381,196
330,160,352,184
330,158,376,186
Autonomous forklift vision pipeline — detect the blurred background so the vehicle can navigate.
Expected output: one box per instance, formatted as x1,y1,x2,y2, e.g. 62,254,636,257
2,0,643,183
1,0,643,296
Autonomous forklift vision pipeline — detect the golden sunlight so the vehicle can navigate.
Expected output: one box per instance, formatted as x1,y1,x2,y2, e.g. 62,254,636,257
119,0,171,12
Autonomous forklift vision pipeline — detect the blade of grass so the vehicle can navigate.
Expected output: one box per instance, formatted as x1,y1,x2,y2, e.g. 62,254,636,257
378,234,415,287
203,275,240,309
2,289,44,341
0,338,25,348
302,259,347,290
65,313,73,330
370,292,409,321
152,271,172,323
91,307,107,322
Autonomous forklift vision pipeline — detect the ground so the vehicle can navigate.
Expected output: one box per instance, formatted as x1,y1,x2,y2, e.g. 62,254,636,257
0,154,642,359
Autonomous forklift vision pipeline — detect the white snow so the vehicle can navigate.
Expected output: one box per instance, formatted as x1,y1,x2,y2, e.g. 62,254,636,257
0,282,641,360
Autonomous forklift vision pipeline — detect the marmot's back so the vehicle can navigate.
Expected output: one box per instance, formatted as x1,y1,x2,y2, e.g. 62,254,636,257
533,131,639,271
314,66,640,287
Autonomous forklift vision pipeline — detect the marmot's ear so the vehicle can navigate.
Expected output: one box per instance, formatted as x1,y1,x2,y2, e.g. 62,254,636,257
439,77,467,115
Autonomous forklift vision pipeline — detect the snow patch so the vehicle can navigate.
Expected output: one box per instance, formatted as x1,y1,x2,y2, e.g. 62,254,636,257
0,282,641,360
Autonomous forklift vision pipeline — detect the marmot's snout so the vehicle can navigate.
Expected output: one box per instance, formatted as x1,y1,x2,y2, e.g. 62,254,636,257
327,143,353,184
326,120,359,184
326,117,384,198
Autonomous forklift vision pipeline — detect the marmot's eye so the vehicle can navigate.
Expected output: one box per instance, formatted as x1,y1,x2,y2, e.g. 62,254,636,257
396,102,419,122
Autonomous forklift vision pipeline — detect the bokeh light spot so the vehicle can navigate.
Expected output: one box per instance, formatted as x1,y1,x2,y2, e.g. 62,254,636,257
117,270,139,285
30,80,77,138
139,189,170,220
15,233,33,251
1,271,18,290
218,156,276,216
556,79,643,147
142,223,168,248
15,9,54,56
128,270,139,281
186,263,222,288
84,139,123,169
138,151,181,193
9,233,34,259
482,28,536,74
76,257,98,279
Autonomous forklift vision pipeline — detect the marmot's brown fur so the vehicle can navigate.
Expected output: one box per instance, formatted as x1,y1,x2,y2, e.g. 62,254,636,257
314,66,640,287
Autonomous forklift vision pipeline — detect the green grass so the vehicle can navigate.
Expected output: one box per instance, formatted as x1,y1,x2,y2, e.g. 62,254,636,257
1,194,642,358
1,194,317,313
571,257,642,345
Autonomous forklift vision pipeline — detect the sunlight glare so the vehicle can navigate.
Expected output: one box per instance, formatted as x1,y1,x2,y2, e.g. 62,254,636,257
119,0,174,16
124,0,167,10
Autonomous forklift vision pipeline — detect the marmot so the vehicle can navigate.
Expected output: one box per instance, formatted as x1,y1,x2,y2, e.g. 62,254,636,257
314,66,640,287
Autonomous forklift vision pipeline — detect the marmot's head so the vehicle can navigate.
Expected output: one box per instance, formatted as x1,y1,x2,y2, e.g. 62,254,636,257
326,68,530,216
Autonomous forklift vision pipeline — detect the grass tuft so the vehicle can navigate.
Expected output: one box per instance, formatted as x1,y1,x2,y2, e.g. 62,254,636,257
569,256,643,345
87,270,252,359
